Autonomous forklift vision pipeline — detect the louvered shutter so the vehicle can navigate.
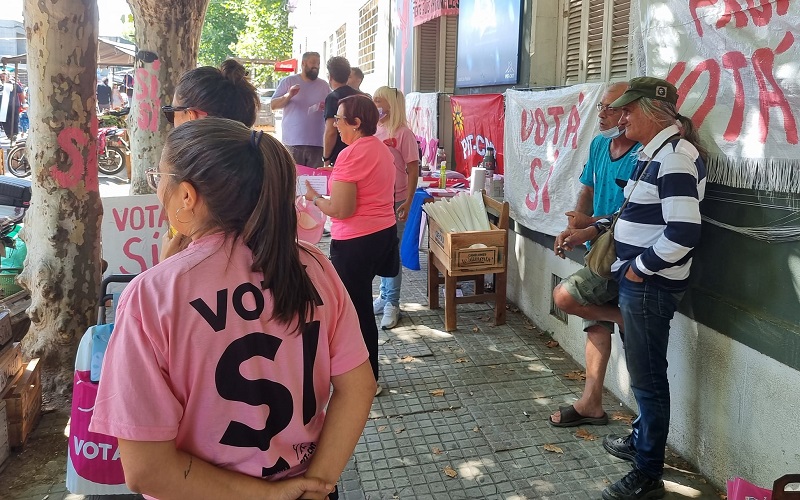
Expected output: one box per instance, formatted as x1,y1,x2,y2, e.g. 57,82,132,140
563,0,583,85
443,15,458,92
417,20,439,92
585,0,604,81
608,0,631,80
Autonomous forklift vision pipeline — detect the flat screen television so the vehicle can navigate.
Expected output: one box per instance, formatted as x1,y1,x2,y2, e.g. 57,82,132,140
456,0,522,88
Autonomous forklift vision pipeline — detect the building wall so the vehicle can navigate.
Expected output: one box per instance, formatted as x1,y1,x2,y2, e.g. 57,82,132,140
289,0,393,95
0,20,25,58
506,229,800,489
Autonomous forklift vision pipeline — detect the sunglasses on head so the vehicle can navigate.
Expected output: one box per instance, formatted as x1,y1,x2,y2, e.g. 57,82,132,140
161,105,192,125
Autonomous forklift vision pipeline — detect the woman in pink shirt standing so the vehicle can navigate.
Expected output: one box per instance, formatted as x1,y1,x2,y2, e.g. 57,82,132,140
304,94,398,395
91,118,375,500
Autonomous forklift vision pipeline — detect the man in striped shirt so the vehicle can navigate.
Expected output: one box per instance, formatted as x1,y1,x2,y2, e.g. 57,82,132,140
560,77,707,500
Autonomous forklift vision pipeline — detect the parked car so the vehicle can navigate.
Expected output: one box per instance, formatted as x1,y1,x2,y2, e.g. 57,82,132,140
255,88,276,128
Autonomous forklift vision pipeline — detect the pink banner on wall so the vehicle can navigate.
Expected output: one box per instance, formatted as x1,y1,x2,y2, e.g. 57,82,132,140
413,0,459,26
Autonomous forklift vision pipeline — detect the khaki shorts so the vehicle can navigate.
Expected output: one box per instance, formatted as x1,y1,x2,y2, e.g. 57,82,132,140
560,266,619,334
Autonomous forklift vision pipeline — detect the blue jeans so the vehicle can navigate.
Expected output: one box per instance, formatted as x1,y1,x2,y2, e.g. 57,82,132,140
379,202,406,306
618,276,683,480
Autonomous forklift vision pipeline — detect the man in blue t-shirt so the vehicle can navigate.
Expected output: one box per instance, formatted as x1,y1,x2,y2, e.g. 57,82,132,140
548,82,640,428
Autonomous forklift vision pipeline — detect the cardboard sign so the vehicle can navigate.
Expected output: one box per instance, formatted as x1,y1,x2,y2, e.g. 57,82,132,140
101,194,168,275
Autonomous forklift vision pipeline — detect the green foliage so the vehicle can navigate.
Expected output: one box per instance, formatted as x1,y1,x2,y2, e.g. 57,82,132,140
199,0,292,87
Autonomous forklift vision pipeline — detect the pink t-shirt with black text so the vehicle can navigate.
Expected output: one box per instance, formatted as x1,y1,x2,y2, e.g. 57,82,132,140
90,234,367,486
329,135,396,240
375,124,419,203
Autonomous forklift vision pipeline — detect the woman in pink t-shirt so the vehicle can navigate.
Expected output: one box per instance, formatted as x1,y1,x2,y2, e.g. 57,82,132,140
91,118,375,500
371,86,420,330
304,94,398,394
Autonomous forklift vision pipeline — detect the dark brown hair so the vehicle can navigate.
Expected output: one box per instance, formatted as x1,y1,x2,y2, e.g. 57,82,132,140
338,94,379,136
327,56,351,85
162,118,317,331
174,59,259,127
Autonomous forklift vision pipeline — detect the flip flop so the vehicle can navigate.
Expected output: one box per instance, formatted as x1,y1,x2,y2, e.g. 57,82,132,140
548,404,609,427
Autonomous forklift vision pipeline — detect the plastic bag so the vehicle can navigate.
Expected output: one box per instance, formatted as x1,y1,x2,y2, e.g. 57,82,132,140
296,196,326,244
727,477,772,500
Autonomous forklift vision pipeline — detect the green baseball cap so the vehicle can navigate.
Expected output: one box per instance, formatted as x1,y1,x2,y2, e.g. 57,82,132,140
610,77,678,107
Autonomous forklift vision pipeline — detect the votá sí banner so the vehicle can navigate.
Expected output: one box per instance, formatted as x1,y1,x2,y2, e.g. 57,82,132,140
406,92,439,168
504,84,604,237
637,0,800,193
450,93,505,176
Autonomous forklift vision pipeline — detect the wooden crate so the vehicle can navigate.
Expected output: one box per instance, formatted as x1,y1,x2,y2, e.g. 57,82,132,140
428,216,507,276
0,342,23,395
3,358,42,449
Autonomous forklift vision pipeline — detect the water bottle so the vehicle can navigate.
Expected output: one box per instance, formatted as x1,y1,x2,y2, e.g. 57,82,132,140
439,161,447,189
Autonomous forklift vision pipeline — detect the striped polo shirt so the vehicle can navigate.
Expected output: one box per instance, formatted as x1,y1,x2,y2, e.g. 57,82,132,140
605,124,707,291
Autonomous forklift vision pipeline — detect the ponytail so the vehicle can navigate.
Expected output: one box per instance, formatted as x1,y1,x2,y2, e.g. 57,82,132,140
675,114,709,163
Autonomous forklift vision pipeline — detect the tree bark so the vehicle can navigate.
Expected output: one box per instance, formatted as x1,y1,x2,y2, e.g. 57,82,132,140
19,0,102,387
127,0,210,194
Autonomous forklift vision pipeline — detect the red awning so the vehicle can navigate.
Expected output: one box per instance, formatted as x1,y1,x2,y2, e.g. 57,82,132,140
274,59,298,72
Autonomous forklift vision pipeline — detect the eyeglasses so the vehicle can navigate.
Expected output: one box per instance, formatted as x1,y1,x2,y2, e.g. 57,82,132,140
145,167,178,191
596,103,619,113
333,114,346,123
161,105,192,125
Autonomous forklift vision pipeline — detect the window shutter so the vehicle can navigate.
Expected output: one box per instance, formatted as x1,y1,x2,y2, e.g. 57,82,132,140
609,0,631,80
443,15,458,92
563,0,583,85
417,20,439,92
585,0,604,81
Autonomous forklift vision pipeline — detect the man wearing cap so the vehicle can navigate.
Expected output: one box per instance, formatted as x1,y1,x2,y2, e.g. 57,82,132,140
549,82,640,428
559,77,707,500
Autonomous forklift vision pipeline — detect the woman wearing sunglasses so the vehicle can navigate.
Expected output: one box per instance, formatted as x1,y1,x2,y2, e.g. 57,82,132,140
93,118,376,500
303,94,399,396
158,59,260,260
161,59,259,127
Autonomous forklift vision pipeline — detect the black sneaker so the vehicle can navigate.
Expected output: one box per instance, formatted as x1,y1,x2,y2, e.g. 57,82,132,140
602,469,665,499
603,433,636,462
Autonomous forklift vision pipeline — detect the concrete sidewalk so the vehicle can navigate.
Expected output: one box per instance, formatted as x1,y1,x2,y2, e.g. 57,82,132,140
8,243,720,500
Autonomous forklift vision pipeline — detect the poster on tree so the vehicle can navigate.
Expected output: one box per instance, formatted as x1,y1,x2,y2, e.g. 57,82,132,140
450,94,505,176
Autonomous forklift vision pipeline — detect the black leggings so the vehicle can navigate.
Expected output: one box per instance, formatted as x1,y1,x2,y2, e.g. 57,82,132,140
329,225,399,380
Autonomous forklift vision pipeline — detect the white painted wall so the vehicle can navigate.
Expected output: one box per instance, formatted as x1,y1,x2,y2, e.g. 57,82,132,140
507,230,800,490
290,0,394,95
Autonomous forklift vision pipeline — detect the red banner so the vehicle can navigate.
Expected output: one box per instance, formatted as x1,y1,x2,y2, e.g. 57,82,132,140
450,94,505,176
274,59,298,72
413,0,459,26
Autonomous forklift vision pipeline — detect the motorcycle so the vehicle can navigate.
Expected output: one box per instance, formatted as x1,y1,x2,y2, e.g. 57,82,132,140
5,125,130,178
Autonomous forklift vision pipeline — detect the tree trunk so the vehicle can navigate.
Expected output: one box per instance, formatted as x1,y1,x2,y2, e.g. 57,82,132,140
127,0,210,194
18,0,103,388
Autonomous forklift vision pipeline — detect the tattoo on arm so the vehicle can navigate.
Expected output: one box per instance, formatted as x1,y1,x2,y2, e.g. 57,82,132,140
184,455,193,480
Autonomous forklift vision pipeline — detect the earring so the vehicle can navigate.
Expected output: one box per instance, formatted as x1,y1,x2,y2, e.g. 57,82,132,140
175,207,194,224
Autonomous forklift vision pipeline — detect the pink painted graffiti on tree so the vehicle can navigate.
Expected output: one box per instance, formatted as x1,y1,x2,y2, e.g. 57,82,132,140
135,58,162,132
49,123,100,191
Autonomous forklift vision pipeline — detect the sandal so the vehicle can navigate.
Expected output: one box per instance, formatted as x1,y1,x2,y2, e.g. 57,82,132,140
548,404,609,427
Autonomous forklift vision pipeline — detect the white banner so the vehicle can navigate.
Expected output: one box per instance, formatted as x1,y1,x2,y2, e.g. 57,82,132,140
504,85,605,236
101,194,167,275
639,0,800,193
406,92,439,168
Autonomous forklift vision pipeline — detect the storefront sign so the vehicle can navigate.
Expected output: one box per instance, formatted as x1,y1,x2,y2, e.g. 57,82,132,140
406,92,439,168
642,0,800,193
450,94,505,176
504,85,604,236
101,194,168,274
413,0,459,26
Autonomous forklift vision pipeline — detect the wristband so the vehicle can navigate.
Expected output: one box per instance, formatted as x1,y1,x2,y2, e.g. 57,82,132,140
322,155,330,162
312,195,323,206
